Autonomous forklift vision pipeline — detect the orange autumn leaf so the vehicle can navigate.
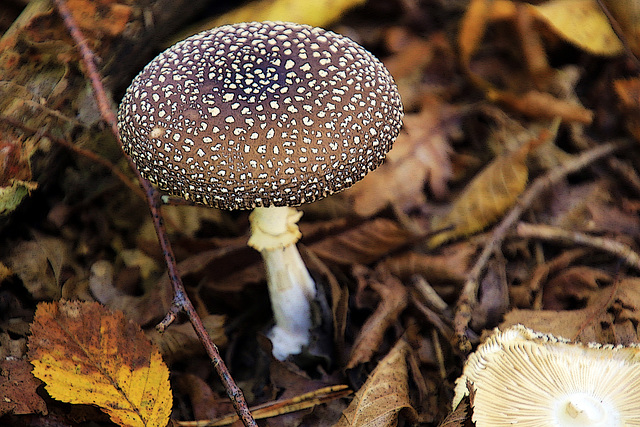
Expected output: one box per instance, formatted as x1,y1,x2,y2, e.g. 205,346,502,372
335,340,417,426
28,301,172,427
67,0,131,37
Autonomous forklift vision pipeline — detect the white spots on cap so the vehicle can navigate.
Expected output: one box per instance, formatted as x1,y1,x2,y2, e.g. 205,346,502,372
117,21,403,211
266,128,275,139
150,127,164,138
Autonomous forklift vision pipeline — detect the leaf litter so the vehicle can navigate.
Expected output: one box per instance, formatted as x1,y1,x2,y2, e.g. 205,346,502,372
1,0,640,426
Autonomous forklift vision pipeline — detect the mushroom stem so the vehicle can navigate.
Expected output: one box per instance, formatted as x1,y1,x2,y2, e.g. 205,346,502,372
248,206,317,359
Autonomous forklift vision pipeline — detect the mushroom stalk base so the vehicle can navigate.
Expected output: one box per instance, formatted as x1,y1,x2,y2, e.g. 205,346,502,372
249,206,317,360
262,244,316,360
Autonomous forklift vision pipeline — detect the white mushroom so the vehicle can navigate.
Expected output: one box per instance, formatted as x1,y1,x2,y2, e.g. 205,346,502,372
117,21,404,360
453,324,640,426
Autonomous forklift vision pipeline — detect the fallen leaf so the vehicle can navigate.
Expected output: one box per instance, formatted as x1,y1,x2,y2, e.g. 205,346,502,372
602,0,640,55
347,98,456,216
310,218,413,265
380,241,476,284
347,270,408,368
502,277,640,344
488,88,593,123
0,179,37,216
147,314,228,365
614,78,640,142
458,0,516,88
530,0,623,56
0,358,48,417
336,340,417,426
66,0,131,37
6,235,74,300
439,391,474,427
28,300,172,427
177,0,366,42
457,0,596,123
173,374,224,421
429,132,540,248
542,266,611,310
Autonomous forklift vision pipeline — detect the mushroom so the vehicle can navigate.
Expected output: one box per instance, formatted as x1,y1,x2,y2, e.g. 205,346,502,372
453,324,640,426
117,21,403,360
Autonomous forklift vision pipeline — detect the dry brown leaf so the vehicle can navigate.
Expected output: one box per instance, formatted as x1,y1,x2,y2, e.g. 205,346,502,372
0,358,48,417
89,259,173,327
28,300,172,427
603,0,640,55
542,266,612,310
545,180,621,231
458,0,516,88
428,133,539,248
347,272,408,368
439,391,474,427
310,218,413,265
380,241,476,284
458,0,596,123
382,30,442,111
529,0,623,56
173,374,225,421
5,235,74,300
336,340,417,427
502,277,640,344
488,89,593,123
614,78,640,142
346,98,455,216
147,314,228,365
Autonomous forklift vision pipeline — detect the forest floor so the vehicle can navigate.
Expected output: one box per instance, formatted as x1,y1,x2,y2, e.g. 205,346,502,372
1,0,640,426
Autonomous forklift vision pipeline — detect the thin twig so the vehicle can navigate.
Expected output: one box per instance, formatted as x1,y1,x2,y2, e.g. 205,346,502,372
51,1,256,425
516,222,640,271
175,385,352,426
1,114,146,200
454,140,626,351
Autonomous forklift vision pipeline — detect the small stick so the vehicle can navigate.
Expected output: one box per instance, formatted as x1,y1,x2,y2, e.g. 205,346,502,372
1,115,145,199
516,222,640,271
454,140,626,351
52,0,256,425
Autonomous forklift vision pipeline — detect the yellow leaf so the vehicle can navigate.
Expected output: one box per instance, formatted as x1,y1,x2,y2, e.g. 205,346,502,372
529,0,623,56
428,131,547,248
335,340,417,427
184,0,366,40
28,301,172,427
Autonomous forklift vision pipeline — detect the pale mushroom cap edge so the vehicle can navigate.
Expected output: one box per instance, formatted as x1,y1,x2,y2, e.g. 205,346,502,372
453,324,640,426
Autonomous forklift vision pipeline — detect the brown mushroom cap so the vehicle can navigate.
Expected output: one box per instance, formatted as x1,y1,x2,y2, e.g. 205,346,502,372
118,21,403,210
